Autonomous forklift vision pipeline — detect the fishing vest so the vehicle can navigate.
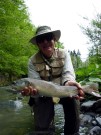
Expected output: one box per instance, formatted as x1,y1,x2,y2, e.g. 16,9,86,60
31,48,65,85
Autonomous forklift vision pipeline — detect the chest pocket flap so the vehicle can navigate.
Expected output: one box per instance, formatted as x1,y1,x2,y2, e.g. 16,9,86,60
33,63,45,72
50,58,64,68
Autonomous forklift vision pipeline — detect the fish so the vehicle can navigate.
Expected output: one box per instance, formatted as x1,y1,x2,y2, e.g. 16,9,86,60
10,78,101,98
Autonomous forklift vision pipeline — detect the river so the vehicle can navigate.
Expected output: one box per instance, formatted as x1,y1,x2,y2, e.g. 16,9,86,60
0,87,64,135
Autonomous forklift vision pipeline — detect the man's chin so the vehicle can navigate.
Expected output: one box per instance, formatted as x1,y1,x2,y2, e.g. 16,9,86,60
44,51,53,58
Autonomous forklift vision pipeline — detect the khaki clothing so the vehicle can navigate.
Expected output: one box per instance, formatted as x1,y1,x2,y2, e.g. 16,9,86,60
30,49,64,84
28,48,80,135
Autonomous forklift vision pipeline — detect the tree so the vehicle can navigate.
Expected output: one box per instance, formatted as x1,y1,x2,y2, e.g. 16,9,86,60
80,13,101,64
76,14,101,83
69,50,82,70
0,0,37,81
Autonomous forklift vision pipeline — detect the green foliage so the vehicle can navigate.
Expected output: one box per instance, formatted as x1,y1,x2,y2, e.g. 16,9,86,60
80,14,101,46
55,41,64,49
80,14,101,62
76,62,101,80
77,13,101,92
0,0,38,80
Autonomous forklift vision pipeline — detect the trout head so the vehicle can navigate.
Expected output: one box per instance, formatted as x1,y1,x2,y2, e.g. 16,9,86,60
12,78,30,90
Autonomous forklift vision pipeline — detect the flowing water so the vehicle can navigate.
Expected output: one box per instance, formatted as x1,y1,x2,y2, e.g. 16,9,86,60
0,87,64,135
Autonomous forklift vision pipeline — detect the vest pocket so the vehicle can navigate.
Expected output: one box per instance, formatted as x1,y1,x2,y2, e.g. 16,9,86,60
50,58,64,67
34,63,45,72
34,63,50,78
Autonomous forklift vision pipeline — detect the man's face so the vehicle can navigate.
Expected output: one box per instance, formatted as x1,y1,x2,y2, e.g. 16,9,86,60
36,33,55,58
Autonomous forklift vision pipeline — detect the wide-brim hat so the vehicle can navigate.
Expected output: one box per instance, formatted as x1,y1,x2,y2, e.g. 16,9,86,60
30,26,61,45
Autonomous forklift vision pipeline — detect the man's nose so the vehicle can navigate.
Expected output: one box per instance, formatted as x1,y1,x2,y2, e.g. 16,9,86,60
43,39,48,44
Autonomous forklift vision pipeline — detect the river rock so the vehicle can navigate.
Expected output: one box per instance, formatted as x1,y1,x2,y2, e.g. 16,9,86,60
80,113,93,125
89,126,101,135
80,101,96,112
91,99,101,113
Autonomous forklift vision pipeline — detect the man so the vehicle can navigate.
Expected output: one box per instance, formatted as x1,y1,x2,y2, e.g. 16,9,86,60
22,26,84,135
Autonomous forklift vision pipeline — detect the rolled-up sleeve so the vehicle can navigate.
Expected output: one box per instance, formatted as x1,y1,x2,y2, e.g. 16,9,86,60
62,50,76,84
28,57,41,80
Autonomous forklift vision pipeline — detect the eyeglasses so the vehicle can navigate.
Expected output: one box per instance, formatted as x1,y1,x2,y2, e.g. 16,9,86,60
36,33,54,43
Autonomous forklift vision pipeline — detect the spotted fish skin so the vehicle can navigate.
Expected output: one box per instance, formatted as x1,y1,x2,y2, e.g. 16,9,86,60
11,78,101,98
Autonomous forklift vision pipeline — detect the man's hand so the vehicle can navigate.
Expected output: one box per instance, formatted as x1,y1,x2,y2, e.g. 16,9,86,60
21,86,37,96
65,81,85,100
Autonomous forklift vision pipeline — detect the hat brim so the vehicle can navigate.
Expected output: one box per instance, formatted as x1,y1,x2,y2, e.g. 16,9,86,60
30,30,61,45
